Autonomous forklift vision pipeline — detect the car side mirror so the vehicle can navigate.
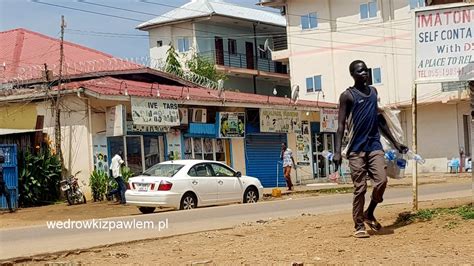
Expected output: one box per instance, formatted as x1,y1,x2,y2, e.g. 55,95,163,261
235,171,242,178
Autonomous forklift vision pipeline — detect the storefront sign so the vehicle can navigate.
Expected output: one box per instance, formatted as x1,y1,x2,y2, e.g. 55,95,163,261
92,134,109,174
166,129,182,160
217,112,245,138
321,108,338,133
106,104,125,137
260,109,300,133
126,121,170,133
415,4,473,82
296,121,311,165
131,97,180,126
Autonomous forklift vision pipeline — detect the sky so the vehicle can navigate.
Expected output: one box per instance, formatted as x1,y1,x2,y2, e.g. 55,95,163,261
0,0,275,58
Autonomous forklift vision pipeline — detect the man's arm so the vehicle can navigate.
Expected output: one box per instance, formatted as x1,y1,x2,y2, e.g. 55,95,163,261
333,91,353,170
378,113,408,153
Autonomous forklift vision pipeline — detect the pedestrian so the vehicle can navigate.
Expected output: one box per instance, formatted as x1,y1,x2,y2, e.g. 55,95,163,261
333,60,408,238
108,150,126,204
281,143,296,191
0,155,14,212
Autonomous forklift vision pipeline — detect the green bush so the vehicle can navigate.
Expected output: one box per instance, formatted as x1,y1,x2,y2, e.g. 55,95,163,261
18,146,62,207
107,166,133,192
89,170,108,202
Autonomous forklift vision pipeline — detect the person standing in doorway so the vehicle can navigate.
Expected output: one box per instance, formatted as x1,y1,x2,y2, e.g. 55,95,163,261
108,150,126,204
281,143,296,191
0,155,14,212
333,60,408,238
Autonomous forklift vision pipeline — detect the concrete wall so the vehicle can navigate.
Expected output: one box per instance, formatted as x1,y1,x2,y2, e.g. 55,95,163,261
148,22,195,65
285,0,448,105
35,96,93,198
401,102,470,173
231,138,246,175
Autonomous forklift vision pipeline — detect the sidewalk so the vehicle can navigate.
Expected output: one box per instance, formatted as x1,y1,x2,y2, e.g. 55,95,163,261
263,172,471,197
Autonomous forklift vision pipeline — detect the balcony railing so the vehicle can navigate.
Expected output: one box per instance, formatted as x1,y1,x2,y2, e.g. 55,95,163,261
199,50,288,75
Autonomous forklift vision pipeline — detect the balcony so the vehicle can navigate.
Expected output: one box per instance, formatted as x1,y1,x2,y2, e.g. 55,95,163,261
199,50,288,77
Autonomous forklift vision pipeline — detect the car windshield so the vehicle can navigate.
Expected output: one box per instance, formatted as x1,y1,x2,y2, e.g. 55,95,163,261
142,164,184,177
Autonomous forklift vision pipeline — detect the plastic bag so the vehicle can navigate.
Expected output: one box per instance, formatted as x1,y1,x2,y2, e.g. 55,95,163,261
379,107,406,179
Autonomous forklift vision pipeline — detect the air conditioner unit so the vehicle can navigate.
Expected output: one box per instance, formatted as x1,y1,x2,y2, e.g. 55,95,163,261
190,108,207,123
179,108,188,125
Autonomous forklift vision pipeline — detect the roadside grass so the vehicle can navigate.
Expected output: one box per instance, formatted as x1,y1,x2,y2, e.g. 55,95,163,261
394,204,473,227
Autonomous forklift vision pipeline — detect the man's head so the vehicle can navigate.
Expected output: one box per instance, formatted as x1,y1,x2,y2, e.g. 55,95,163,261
281,143,287,150
118,150,123,157
349,60,369,85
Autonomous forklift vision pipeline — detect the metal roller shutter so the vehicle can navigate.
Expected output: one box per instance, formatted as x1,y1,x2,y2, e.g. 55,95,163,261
245,134,287,188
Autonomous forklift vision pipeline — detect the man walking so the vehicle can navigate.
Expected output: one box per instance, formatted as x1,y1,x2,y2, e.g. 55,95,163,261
333,60,407,238
0,155,14,212
281,143,296,191
108,150,126,204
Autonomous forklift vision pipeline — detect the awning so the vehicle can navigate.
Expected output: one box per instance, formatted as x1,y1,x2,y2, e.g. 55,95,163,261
0,129,42,136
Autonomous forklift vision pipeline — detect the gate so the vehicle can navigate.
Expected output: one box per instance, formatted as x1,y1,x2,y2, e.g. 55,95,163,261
0,144,18,210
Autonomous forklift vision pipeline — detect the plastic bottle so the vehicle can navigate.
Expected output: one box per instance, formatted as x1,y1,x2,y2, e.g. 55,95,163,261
407,150,426,164
321,150,334,161
384,150,397,161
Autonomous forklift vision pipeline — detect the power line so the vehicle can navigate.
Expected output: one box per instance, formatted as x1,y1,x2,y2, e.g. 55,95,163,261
31,1,413,56
141,0,413,32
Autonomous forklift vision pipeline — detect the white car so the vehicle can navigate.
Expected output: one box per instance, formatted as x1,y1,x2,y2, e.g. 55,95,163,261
125,160,264,214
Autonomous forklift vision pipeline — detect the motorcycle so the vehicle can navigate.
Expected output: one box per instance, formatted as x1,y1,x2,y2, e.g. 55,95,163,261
60,172,86,205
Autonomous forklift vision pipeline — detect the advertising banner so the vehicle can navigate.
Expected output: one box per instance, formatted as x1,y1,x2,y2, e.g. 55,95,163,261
260,109,300,133
415,5,474,82
218,112,245,138
131,97,180,126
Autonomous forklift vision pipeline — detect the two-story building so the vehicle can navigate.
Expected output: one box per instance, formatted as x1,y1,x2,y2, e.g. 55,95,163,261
261,0,473,173
136,0,291,97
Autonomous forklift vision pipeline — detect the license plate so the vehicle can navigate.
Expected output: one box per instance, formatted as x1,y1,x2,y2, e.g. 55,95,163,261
61,184,70,191
137,183,148,192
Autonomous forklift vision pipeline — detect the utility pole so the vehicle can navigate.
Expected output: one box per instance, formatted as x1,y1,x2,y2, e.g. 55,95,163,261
412,83,418,211
55,15,65,166
470,80,474,205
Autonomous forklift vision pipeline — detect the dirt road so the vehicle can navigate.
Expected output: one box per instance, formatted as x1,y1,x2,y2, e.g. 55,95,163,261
15,198,473,265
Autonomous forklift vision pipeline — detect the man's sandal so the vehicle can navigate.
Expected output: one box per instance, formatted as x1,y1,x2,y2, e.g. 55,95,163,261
364,217,382,231
354,229,370,238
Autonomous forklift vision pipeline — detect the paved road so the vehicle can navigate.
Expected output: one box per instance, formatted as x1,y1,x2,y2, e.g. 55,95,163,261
0,182,471,261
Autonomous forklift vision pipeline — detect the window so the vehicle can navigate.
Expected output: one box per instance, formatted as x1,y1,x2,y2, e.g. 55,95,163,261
188,164,213,177
360,1,378,19
211,163,235,177
372,67,382,84
228,39,237,55
259,44,269,59
178,37,190,52
301,12,318,29
184,138,227,163
409,0,425,9
306,75,322,93
157,40,163,47
143,163,184,177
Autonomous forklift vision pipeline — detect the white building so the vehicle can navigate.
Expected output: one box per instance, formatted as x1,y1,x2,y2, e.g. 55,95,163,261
261,0,472,173
137,0,291,97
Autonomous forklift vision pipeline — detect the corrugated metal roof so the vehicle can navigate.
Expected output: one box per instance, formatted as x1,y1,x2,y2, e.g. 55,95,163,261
56,76,337,109
137,0,286,29
0,28,142,83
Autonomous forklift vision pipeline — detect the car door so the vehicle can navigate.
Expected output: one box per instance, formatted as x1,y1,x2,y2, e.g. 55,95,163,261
211,163,244,203
187,163,218,206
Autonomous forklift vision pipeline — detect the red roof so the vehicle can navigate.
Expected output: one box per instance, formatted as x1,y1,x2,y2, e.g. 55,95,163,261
59,77,336,109
0,28,142,83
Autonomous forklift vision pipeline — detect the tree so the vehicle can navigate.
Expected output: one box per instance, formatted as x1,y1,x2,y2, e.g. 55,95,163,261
165,43,183,77
186,53,226,83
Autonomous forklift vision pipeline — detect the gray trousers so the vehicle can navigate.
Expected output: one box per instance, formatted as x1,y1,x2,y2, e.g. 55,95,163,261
348,150,387,230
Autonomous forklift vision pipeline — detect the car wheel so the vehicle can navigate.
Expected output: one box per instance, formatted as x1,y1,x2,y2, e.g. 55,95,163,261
243,187,258,203
180,193,197,210
138,207,156,214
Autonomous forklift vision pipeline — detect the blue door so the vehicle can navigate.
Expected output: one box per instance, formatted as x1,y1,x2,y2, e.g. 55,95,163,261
245,134,287,187
0,144,18,210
